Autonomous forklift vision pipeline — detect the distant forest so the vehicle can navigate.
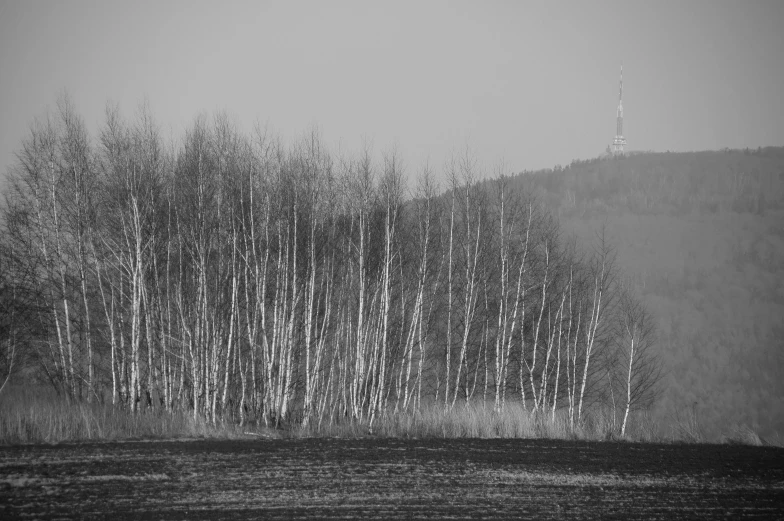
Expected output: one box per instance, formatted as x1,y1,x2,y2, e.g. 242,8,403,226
517,146,784,438
520,146,784,217
0,97,663,435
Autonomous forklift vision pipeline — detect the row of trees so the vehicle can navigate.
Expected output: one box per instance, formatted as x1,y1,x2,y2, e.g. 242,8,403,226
523,149,784,217
0,97,661,434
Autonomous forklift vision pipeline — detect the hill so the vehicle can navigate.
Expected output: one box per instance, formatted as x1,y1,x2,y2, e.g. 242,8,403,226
514,148,784,439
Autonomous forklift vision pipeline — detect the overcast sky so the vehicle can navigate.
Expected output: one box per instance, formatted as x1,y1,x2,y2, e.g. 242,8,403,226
1,0,783,189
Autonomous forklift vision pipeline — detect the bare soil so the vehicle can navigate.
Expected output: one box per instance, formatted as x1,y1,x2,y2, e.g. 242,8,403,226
1,438,782,519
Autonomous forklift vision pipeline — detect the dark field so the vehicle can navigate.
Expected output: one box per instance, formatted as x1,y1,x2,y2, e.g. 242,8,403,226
1,438,782,519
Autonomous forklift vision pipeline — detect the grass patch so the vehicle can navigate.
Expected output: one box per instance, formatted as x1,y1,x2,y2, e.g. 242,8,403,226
1,387,778,446
0,386,246,444
296,402,665,443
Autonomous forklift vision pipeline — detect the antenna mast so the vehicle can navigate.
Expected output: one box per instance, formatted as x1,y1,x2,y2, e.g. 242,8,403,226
612,64,627,155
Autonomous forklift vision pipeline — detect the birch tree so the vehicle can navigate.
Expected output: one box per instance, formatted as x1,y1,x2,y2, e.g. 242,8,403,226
616,283,661,435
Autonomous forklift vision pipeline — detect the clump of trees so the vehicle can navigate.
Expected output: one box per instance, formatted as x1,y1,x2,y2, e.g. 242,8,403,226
0,96,661,432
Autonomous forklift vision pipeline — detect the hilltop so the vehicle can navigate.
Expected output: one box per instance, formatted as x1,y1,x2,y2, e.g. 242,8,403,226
512,147,784,439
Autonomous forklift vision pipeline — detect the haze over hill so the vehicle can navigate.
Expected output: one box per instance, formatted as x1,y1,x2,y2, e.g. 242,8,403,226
2,1,784,193
1,1,783,444
511,147,784,438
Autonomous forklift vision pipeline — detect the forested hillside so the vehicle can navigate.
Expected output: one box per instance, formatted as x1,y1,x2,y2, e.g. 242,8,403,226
514,148,784,439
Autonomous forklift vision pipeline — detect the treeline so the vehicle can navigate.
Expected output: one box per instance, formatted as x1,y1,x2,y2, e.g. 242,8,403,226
0,97,661,434
517,148,784,217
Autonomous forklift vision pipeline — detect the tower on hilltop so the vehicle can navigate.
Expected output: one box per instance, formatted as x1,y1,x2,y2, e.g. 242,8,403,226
612,64,627,155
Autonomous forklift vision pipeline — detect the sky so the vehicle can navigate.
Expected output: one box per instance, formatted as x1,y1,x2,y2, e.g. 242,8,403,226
1,0,783,191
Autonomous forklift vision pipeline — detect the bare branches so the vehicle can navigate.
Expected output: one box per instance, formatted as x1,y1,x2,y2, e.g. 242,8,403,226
0,98,663,434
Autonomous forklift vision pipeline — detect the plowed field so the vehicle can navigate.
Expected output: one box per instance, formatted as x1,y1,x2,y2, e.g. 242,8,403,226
1,438,782,519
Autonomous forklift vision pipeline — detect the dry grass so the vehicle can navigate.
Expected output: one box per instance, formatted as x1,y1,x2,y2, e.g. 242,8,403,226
718,424,783,447
2,387,777,446
0,386,244,444
297,402,661,443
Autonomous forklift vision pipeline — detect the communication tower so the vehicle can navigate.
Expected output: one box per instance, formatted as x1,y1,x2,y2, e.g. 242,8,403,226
612,64,627,155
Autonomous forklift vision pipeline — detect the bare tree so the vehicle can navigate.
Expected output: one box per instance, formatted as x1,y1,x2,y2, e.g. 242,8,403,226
616,282,662,435
577,227,618,423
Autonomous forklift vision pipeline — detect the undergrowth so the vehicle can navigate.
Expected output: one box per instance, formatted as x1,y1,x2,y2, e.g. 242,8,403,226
0,386,778,447
0,386,245,444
